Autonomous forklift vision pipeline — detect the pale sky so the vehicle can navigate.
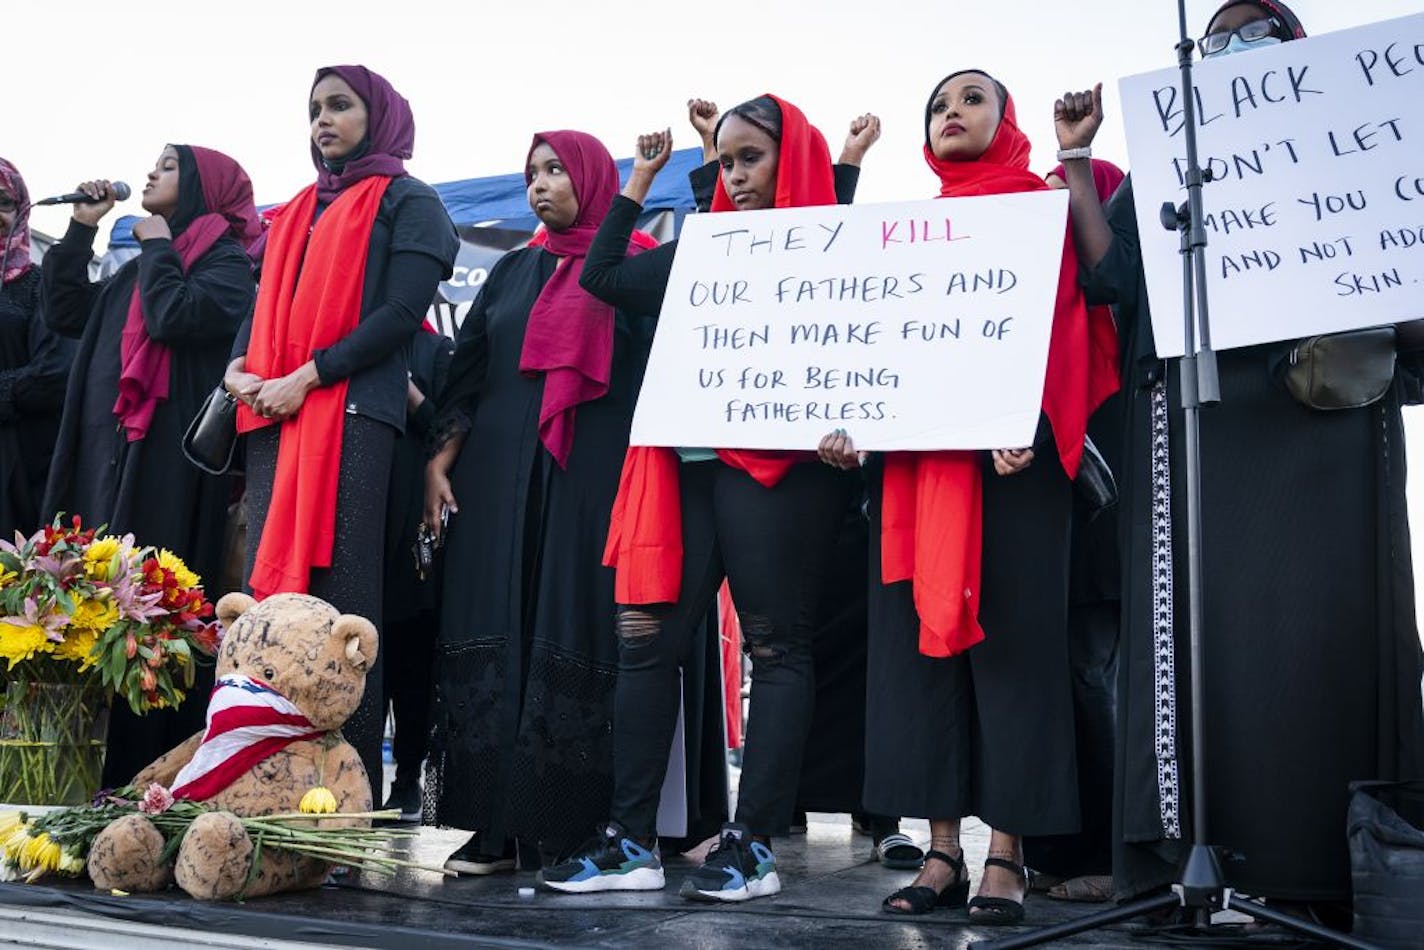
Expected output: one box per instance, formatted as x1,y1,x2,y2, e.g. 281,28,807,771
13,0,1421,242
11,0,1424,639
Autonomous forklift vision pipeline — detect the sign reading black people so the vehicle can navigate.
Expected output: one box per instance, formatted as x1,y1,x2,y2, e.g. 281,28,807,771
630,194,1069,452
1120,13,1424,358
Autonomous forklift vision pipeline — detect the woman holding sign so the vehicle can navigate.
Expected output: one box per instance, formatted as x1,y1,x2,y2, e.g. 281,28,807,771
537,97,855,903
821,70,1119,923
1056,0,1424,910
422,130,660,873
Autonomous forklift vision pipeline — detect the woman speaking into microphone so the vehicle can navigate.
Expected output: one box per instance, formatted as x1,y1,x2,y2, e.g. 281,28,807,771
40,146,261,784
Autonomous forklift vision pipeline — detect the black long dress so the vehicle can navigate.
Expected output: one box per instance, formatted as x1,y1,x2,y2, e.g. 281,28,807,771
1089,178,1424,902
862,418,1081,835
40,219,255,784
1,267,74,540
425,247,654,856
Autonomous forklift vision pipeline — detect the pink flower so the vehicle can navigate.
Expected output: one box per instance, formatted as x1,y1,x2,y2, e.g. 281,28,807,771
137,783,174,815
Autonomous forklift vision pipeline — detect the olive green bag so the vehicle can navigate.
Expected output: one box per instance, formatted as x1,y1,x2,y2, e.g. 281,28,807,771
1283,327,1396,410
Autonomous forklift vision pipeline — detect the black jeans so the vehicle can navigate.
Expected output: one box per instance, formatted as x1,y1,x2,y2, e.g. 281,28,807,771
609,460,851,838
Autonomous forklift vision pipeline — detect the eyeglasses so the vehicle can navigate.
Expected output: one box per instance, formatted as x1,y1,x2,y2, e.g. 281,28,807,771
1200,17,1282,56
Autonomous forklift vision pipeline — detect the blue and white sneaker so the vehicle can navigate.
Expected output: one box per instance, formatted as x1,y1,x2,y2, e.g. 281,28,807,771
679,823,782,902
535,822,665,893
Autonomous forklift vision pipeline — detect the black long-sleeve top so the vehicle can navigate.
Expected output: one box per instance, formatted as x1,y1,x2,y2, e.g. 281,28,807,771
230,177,459,433
0,267,76,537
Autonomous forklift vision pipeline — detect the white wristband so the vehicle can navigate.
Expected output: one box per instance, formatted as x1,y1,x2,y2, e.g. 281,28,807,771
1057,147,1092,162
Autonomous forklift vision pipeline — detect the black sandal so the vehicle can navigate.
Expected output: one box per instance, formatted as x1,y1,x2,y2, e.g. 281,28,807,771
968,856,1027,925
881,848,969,915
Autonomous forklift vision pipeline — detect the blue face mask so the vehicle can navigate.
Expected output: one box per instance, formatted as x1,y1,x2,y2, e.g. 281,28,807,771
1203,32,1282,58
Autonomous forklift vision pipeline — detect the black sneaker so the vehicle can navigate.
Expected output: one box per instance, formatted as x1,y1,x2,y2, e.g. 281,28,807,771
679,823,782,902
443,834,516,875
380,780,422,823
536,822,664,893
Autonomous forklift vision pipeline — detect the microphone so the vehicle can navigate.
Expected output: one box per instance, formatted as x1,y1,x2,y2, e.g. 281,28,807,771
34,182,132,206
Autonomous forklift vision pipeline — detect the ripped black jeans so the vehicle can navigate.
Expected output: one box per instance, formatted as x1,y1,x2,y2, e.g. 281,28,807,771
609,459,851,839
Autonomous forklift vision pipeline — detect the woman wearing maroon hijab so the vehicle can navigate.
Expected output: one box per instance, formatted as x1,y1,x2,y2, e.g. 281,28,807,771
40,145,259,784
1,157,75,542
422,130,658,874
226,65,458,805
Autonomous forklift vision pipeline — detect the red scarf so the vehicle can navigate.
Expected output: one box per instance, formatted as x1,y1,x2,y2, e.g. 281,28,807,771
519,131,658,468
114,146,260,442
882,87,1120,657
237,177,391,598
605,94,837,605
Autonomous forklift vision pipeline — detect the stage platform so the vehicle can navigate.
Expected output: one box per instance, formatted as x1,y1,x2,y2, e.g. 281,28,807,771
0,815,1262,949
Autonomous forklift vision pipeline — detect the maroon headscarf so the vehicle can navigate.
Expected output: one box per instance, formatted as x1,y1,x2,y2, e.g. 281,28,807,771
0,157,32,284
517,130,656,468
114,145,259,441
310,65,414,203
1047,158,1126,203
1207,0,1306,40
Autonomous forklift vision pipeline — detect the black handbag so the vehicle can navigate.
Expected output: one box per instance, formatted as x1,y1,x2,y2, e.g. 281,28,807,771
182,386,240,475
1074,435,1118,519
1349,780,1424,947
1283,327,1396,410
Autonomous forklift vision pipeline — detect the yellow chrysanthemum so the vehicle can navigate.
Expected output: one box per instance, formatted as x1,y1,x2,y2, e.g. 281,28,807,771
57,849,85,875
83,536,121,581
19,832,60,873
299,786,338,814
157,550,200,590
2,825,31,864
0,622,55,669
69,597,119,633
54,628,100,671
0,565,15,588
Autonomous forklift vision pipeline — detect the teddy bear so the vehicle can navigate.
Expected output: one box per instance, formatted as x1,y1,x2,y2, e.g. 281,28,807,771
85,591,378,900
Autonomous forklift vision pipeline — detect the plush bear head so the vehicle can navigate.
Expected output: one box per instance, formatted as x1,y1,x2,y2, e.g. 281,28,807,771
211,592,377,732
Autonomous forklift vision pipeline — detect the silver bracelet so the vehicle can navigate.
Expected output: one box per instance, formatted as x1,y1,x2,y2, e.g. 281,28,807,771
1056,147,1092,162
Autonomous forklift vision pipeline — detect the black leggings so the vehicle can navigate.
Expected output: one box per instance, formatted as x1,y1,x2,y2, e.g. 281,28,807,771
244,414,396,805
609,460,851,838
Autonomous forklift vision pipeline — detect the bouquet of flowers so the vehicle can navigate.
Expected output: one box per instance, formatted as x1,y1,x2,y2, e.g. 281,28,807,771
0,516,223,804
0,515,221,713
0,784,446,889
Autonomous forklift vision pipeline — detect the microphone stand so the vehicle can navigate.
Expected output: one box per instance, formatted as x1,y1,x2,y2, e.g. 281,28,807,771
970,5,1380,948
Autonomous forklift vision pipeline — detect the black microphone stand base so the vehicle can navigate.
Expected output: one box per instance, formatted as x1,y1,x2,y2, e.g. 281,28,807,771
968,846,1383,950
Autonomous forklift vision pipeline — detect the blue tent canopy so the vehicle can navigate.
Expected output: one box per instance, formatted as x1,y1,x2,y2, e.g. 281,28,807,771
106,147,703,248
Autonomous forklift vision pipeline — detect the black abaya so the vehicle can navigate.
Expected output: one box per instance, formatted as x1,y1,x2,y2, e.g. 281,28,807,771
1,268,74,540
863,423,1081,836
425,246,653,855
39,220,254,784
1089,178,1424,901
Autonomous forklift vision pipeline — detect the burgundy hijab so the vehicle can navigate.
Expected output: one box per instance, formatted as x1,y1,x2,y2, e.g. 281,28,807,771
518,130,655,468
0,158,31,284
114,145,260,441
310,65,414,203
1047,158,1126,203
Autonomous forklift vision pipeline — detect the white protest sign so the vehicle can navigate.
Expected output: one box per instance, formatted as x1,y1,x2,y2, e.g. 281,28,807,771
1119,13,1424,359
629,193,1069,452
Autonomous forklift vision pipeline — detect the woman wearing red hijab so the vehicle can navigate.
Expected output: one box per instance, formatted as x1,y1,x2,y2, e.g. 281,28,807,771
421,130,658,874
40,145,259,784
225,65,458,804
821,70,1119,922
537,96,855,903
